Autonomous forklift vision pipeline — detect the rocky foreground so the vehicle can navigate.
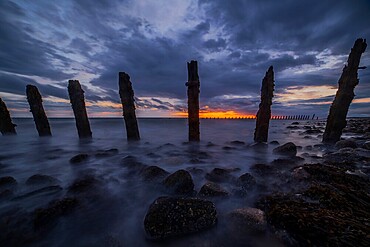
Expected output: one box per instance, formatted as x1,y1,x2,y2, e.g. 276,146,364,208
0,119,369,246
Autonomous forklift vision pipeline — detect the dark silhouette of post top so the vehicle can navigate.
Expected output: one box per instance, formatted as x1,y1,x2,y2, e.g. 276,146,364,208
68,80,92,138
323,38,367,143
0,98,16,135
26,85,51,136
254,66,274,143
186,60,200,142
119,72,140,141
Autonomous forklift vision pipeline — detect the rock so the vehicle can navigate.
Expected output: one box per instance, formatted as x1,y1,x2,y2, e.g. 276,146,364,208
291,122,299,125
226,208,266,234
303,129,322,134
162,170,194,195
13,186,62,200
286,126,299,129
273,142,297,157
26,174,59,186
198,182,229,197
0,176,17,188
140,166,169,182
68,176,100,194
250,163,277,176
205,168,235,183
291,167,310,180
363,141,370,150
121,155,146,172
335,139,358,149
69,154,89,164
34,197,79,228
95,148,119,158
236,173,257,190
230,140,245,146
269,140,280,145
144,197,217,240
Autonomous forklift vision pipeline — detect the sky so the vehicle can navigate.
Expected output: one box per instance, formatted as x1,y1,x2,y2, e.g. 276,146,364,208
0,0,369,118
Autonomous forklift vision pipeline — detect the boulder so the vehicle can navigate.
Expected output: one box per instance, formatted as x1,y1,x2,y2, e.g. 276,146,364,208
205,168,235,183
335,139,358,149
226,208,266,234
26,174,59,186
198,182,229,197
273,142,297,156
144,197,217,239
162,170,194,195
236,173,257,190
363,141,370,150
140,166,169,182
0,176,17,188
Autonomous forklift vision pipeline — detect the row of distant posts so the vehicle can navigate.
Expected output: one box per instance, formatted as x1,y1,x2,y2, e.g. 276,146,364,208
0,38,367,144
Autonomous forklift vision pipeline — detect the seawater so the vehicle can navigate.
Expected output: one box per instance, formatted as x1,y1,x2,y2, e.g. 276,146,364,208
0,118,326,246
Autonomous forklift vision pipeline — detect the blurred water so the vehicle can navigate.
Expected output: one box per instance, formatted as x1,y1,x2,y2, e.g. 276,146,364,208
0,118,326,246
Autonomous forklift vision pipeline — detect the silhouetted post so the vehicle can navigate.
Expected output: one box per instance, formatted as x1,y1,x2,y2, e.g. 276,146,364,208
68,80,92,138
186,60,200,142
254,66,274,143
0,98,16,135
323,38,367,143
312,114,315,120
26,85,51,136
119,72,140,141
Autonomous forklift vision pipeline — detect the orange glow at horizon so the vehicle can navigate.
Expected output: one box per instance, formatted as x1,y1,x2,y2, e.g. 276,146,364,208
173,110,256,119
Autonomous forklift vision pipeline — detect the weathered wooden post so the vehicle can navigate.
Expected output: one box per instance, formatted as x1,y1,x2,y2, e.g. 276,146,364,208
312,114,315,120
0,98,16,135
186,60,200,142
323,38,367,143
119,72,140,141
26,85,51,136
68,80,92,138
254,66,274,143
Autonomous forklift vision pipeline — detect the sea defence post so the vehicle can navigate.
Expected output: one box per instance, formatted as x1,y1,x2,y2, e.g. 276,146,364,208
0,98,16,135
254,66,274,143
323,38,367,143
68,80,92,138
26,85,52,136
186,60,200,142
119,72,140,141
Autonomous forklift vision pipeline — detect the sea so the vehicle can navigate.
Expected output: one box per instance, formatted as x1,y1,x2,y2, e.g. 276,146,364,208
0,118,329,246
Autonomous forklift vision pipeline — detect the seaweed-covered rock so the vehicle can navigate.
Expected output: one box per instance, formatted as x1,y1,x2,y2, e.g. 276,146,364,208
236,173,256,190
140,166,169,182
144,197,217,239
26,174,59,186
205,168,235,183
335,139,358,149
162,170,194,195
198,182,229,197
273,142,297,157
69,153,89,164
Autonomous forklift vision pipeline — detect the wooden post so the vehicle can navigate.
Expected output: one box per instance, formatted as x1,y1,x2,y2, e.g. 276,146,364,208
119,72,140,141
254,66,274,143
186,60,200,142
323,38,367,143
0,98,16,135
68,80,92,138
26,85,51,136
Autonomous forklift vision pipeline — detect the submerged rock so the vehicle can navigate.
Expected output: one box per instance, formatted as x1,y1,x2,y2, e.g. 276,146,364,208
144,197,217,240
273,142,297,156
69,153,89,164
236,173,257,190
26,174,59,186
140,166,169,182
205,168,235,183
95,148,119,158
0,176,17,188
67,176,100,194
198,182,229,197
163,170,194,195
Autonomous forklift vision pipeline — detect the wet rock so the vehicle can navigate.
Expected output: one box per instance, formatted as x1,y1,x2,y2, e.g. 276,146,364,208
291,122,299,125
226,208,266,234
140,166,169,182
95,148,119,158
291,167,310,180
163,170,194,195
230,140,245,146
335,139,358,149
236,173,257,190
34,197,79,228
286,125,299,129
0,189,13,199
69,153,89,164
13,185,62,200
205,168,235,183
273,142,297,157
198,182,229,197
121,155,147,172
303,129,322,134
269,140,280,145
222,146,236,150
68,176,100,194
144,197,217,240
250,163,277,176
0,176,17,188
363,141,370,150
187,167,204,175
26,174,59,186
